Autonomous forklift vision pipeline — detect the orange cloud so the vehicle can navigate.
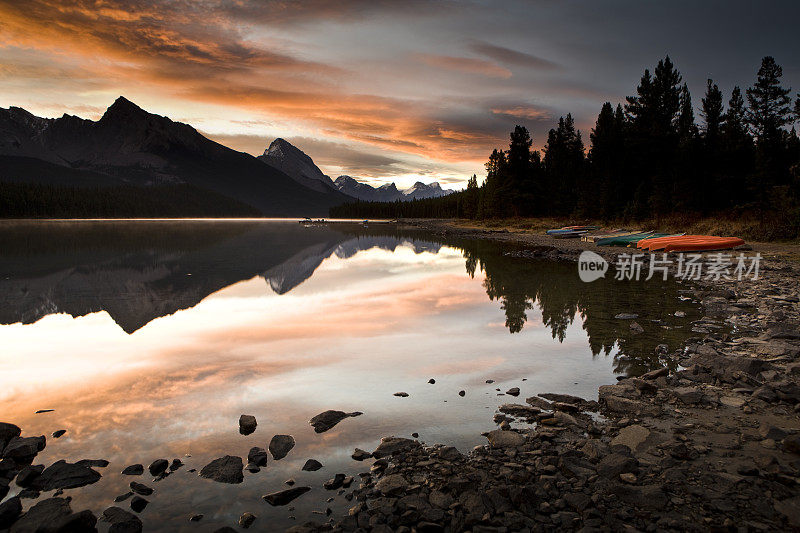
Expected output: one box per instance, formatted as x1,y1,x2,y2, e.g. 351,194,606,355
416,54,512,79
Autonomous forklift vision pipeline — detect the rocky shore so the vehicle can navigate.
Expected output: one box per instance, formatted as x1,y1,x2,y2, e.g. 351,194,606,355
295,220,800,532
1,220,799,532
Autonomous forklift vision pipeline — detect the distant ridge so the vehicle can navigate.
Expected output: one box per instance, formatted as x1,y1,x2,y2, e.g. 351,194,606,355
0,97,352,216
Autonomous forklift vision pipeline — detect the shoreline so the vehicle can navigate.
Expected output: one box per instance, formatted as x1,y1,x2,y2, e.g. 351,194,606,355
305,219,800,532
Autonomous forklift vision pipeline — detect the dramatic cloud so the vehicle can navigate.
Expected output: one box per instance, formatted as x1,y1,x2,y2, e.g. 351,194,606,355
1,0,798,186
470,41,560,71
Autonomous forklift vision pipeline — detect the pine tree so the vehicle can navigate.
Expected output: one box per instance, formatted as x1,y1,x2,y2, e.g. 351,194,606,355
678,84,698,141
701,79,724,140
746,56,793,142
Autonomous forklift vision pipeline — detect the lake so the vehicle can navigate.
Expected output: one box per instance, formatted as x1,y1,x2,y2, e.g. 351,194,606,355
0,220,702,531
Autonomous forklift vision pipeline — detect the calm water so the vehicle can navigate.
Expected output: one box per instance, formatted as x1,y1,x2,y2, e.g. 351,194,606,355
0,220,702,531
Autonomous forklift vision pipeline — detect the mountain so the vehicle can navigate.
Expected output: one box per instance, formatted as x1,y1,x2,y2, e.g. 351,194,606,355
257,138,338,194
334,175,454,202
0,97,351,216
334,176,402,202
402,181,454,199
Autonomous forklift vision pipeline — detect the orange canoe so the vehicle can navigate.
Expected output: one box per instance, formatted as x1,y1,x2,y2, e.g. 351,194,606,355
662,237,745,252
638,235,744,252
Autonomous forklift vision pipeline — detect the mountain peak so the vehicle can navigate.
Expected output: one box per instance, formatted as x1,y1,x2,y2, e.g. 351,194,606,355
259,137,337,193
100,96,147,122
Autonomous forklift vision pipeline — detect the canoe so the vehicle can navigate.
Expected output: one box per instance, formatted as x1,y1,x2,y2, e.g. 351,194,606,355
628,233,684,247
546,225,599,235
581,229,639,242
551,230,590,239
639,235,745,252
596,231,654,246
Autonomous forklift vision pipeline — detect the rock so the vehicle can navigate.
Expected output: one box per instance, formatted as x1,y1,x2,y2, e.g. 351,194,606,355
239,415,257,435
774,496,800,527
130,496,148,513
114,492,133,503
324,474,346,490
0,496,21,529
538,393,587,405
199,456,243,484
597,453,638,478
301,459,323,471
239,512,257,528
602,395,661,416
375,474,409,495
0,423,21,450
169,458,183,471
499,404,540,419
75,459,109,469
526,396,552,410
581,439,609,461
351,448,372,461
459,390,465,397
15,464,44,487
34,410,54,414
640,367,669,380
29,460,101,491
437,446,461,461
3,435,46,460
411,432,419,438
629,321,644,334
148,459,168,477
263,486,311,506
284,478,295,485
269,435,296,460
669,443,697,460
720,395,746,408
393,392,409,397
189,514,203,522
248,447,268,467
308,410,363,433
17,488,40,500
615,313,638,319
129,482,153,496
486,430,525,448
428,379,436,384
372,437,419,458
759,424,789,441
783,434,800,454
674,310,686,317
674,386,704,404
9,497,71,531
102,506,143,533
610,425,650,452
121,464,143,476
51,430,66,439
619,472,637,483
506,387,520,396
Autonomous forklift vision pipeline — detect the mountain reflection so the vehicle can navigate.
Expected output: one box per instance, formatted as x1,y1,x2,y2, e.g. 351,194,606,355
0,220,699,375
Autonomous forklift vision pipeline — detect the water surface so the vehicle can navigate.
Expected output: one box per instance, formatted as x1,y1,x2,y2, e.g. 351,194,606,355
0,220,701,531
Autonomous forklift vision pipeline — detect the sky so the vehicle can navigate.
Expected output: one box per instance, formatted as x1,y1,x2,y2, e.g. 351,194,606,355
1,0,798,189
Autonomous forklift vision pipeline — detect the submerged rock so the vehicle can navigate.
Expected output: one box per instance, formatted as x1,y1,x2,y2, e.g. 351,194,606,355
248,447,268,467
239,512,257,529
351,448,372,461
308,410,363,433
148,459,168,477
301,459,323,471
129,482,153,496
263,486,311,506
324,473,346,490
52,430,66,439
393,392,409,397
199,456,243,484
239,415,257,435
130,496,148,513
29,460,101,491
121,464,144,476
269,435,296,460
506,387,520,396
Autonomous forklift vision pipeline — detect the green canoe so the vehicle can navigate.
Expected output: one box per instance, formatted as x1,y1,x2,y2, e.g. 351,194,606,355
595,231,654,246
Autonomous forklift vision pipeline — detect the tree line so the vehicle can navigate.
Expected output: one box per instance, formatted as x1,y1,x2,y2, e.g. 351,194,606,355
0,182,261,218
331,56,800,236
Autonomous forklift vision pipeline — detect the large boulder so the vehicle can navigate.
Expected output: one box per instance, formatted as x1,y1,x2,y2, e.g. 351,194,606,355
610,425,651,452
308,411,362,433
29,460,101,491
199,456,243,484
3,436,45,461
486,430,526,448
239,415,257,435
0,496,22,529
